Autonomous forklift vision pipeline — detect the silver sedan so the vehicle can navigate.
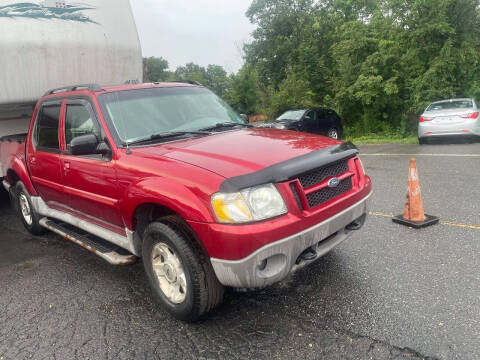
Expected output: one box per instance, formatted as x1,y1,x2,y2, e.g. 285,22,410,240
418,98,480,144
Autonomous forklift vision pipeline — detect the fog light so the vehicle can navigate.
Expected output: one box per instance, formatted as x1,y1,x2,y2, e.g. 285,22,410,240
258,259,267,271
256,254,287,278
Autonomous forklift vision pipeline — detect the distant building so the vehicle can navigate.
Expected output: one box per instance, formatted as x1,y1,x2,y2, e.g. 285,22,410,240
43,1,67,8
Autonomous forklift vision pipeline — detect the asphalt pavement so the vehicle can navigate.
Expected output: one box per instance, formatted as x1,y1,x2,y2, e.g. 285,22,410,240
0,142,479,360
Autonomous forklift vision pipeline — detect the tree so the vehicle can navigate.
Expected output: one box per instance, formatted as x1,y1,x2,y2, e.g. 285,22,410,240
174,62,208,84
205,65,229,97
269,71,315,117
173,62,231,97
143,56,171,82
242,0,480,136
223,66,261,115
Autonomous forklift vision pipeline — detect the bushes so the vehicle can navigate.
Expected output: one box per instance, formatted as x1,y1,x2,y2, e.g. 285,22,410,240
144,0,480,136
240,0,480,135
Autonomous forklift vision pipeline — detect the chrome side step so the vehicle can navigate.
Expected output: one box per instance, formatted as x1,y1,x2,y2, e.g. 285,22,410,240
30,196,137,255
39,218,137,266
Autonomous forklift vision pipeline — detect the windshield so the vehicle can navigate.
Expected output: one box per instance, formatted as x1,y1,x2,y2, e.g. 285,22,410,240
427,100,473,111
277,110,306,121
98,87,243,143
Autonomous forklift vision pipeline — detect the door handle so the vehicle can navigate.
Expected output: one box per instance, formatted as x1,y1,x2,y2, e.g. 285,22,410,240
29,157,36,165
63,162,70,171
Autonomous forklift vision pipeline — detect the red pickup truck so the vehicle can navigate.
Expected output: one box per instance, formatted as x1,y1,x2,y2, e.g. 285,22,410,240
0,82,371,321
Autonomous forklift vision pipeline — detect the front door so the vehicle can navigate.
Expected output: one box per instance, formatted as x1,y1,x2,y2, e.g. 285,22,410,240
60,99,124,232
27,100,65,207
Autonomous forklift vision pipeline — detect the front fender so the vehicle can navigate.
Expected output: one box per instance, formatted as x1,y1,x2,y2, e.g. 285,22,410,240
8,155,38,196
119,177,214,229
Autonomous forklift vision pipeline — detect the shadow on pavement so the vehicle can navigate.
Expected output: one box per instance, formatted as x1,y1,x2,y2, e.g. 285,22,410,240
422,136,480,145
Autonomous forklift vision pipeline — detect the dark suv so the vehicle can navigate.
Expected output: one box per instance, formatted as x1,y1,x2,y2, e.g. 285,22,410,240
257,108,344,139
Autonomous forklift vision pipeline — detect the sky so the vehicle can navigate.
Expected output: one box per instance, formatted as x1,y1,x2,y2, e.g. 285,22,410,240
130,0,256,74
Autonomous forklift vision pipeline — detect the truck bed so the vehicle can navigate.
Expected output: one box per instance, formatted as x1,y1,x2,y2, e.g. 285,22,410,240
0,133,28,143
0,133,27,179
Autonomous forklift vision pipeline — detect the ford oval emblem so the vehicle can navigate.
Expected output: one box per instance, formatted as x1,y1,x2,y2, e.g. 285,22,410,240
328,177,340,188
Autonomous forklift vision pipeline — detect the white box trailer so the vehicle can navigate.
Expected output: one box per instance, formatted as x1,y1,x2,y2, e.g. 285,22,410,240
0,0,143,136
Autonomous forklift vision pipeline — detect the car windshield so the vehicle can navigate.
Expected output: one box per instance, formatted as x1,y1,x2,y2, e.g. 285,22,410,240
98,87,244,143
427,100,473,111
277,110,306,121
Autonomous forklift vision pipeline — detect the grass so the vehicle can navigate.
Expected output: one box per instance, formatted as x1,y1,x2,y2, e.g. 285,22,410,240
344,134,418,144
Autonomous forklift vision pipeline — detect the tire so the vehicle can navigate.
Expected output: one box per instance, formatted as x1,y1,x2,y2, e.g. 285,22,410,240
15,182,46,235
142,217,224,322
327,127,340,139
418,137,427,145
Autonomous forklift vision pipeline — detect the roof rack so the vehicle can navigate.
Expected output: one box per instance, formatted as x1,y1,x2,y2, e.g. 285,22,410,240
166,80,203,86
44,84,103,96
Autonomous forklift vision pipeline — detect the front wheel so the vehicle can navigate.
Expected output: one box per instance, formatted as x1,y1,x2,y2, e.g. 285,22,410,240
15,182,46,235
327,127,340,139
142,218,224,322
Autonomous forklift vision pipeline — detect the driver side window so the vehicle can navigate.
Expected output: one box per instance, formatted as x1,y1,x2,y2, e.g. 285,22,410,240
65,103,97,151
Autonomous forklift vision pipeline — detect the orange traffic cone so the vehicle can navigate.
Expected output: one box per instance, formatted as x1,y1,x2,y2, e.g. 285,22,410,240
392,158,439,228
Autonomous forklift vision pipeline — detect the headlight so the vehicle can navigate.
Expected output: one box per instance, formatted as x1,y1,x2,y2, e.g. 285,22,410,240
211,184,287,223
274,124,286,129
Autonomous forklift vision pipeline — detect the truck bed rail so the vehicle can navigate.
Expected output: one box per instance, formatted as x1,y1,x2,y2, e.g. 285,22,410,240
0,133,27,143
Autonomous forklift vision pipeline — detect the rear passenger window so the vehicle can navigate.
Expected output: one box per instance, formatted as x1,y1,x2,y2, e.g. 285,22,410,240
36,104,61,150
65,104,97,149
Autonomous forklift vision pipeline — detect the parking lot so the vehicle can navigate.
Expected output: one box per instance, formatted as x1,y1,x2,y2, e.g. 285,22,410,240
0,142,479,360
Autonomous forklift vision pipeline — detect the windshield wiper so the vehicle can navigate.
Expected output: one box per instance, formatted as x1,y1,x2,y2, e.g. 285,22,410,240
199,122,252,132
125,130,210,147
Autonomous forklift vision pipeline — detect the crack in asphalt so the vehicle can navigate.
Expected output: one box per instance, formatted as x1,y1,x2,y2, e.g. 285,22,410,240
2,151,478,360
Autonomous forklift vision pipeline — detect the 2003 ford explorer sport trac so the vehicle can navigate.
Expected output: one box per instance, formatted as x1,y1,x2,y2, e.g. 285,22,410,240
0,82,372,321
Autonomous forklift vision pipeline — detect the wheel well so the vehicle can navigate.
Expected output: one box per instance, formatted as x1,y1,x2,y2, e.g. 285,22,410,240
132,203,210,259
6,169,20,187
133,203,176,239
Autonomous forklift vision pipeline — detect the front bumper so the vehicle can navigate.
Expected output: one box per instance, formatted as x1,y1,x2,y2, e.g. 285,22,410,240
210,191,370,288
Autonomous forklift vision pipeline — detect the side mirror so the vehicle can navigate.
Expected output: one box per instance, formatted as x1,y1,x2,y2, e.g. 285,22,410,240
304,115,311,121
96,141,111,157
71,134,98,156
240,114,249,123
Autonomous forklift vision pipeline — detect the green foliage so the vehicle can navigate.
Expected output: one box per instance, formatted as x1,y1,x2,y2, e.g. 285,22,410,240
174,62,208,84
143,56,170,82
269,71,315,117
243,0,480,136
142,0,480,136
143,60,232,98
222,66,261,115
345,134,419,144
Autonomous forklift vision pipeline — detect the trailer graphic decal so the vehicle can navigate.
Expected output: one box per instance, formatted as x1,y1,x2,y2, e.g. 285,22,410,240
0,2,97,23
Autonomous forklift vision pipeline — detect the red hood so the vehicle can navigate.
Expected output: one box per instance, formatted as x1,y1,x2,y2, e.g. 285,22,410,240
136,128,341,179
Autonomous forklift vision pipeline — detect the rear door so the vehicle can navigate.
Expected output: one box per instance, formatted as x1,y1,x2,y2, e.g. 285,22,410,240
60,98,124,231
303,110,318,133
27,100,65,206
316,109,330,134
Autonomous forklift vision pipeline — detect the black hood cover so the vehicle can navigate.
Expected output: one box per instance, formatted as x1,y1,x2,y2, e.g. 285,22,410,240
219,142,359,192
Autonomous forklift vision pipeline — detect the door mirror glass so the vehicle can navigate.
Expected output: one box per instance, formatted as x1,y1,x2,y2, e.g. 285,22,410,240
70,134,98,156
